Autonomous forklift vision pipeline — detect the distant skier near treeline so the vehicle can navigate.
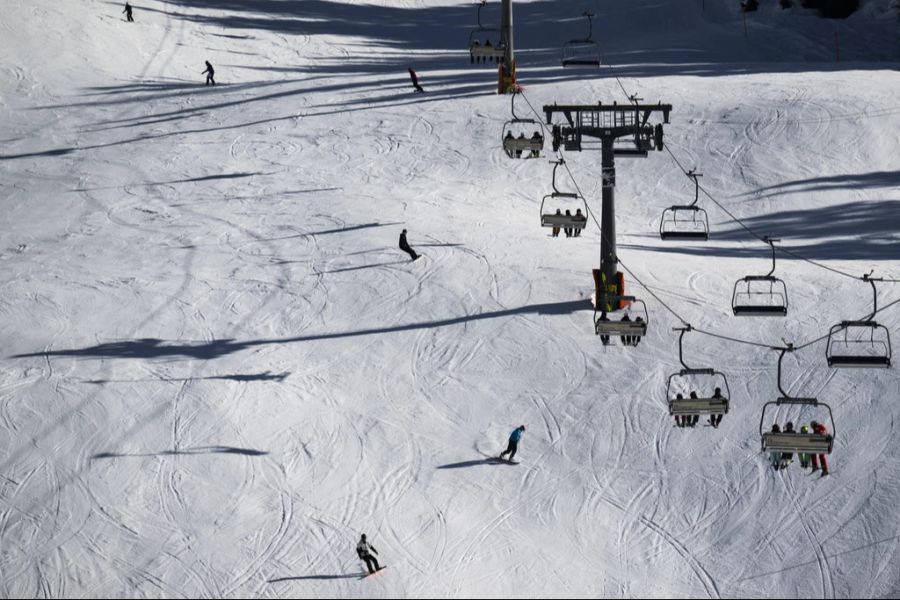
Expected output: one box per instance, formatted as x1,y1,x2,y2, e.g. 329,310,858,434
123,2,134,22
499,425,525,463
202,61,216,86
399,229,419,261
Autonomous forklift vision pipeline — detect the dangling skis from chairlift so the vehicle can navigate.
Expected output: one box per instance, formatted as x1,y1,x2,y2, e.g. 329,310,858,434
732,236,788,316
561,11,601,67
659,170,709,241
826,272,892,368
502,92,544,159
665,326,730,428
539,159,587,234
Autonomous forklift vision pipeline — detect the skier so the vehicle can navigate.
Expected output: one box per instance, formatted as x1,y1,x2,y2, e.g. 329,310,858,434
398,229,419,261
503,130,514,158
202,61,215,86
123,2,134,22
529,131,542,158
810,420,830,476
574,209,585,237
674,393,685,427
769,423,782,470
356,534,382,574
632,316,644,346
780,421,795,470
407,67,424,93
564,209,573,238
798,424,811,469
596,311,610,345
470,39,479,64
499,425,526,463
551,209,562,238
688,391,700,427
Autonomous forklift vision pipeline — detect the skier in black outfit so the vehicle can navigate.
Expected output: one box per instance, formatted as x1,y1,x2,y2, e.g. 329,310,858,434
202,61,216,86
123,2,134,21
356,534,381,574
399,229,419,261
407,67,424,93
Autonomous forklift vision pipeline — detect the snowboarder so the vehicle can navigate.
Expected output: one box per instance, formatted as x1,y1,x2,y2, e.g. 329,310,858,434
399,229,419,261
202,61,216,86
407,67,424,93
123,2,134,22
499,425,526,463
356,534,382,574
798,424,811,469
810,420,830,476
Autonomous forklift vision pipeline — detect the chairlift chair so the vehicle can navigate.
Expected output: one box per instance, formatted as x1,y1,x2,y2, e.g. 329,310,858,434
502,92,544,159
732,237,788,316
539,160,587,229
659,171,709,241
665,326,731,417
561,12,601,67
759,347,835,455
469,1,504,64
593,297,648,346
825,274,892,368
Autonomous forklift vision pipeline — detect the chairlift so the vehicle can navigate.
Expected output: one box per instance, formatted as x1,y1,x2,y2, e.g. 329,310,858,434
562,12,601,67
469,1,505,64
759,346,835,455
826,273,892,368
540,159,587,231
665,326,730,419
593,296,648,346
732,237,788,316
659,170,709,241
502,92,544,159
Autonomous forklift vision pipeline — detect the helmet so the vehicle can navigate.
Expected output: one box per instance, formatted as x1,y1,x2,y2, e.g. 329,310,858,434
811,420,819,428
801,425,809,433
786,421,794,429
361,534,367,540
520,425,526,431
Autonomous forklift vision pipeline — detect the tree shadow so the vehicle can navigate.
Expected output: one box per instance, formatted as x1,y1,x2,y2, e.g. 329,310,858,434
92,446,269,459
11,299,591,361
72,171,268,191
85,371,290,384
748,170,900,199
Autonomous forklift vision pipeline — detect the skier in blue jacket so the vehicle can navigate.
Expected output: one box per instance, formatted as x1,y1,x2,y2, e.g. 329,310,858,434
499,425,526,462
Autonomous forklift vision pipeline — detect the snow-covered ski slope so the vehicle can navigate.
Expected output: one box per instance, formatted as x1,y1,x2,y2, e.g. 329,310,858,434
2,0,900,597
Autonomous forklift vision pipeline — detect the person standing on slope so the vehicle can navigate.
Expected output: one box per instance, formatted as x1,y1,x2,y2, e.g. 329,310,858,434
123,2,134,22
202,61,216,86
499,425,526,463
356,534,382,574
399,229,419,261
407,67,424,93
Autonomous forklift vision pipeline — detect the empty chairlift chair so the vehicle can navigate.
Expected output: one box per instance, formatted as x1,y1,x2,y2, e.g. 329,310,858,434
502,92,544,159
540,159,587,232
732,237,788,316
561,12,601,67
665,326,730,422
826,274,892,368
659,170,709,241
759,346,836,456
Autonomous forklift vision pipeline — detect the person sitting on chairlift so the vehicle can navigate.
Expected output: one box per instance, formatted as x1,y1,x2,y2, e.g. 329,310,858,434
597,311,610,345
471,39,480,63
621,313,633,346
504,130,514,158
709,387,724,428
780,421,795,469
675,393,685,427
552,209,561,238
515,132,525,158
574,208,585,237
769,423,782,470
564,209,573,237
633,316,644,346
529,132,542,158
688,391,700,427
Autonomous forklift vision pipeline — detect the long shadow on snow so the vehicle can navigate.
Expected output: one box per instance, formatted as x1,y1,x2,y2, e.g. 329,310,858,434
11,299,591,361
269,574,360,582
72,171,268,192
85,371,290,384
625,200,900,262
436,458,516,469
747,170,900,198
92,446,269,459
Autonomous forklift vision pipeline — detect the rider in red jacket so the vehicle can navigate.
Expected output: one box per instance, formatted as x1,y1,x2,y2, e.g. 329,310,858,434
810,421,829,476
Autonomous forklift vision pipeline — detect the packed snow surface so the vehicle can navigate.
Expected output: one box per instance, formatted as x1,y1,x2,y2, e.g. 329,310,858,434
1,0,900,597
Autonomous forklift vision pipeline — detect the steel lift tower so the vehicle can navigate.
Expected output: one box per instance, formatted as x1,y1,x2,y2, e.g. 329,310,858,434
543,100,672,312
